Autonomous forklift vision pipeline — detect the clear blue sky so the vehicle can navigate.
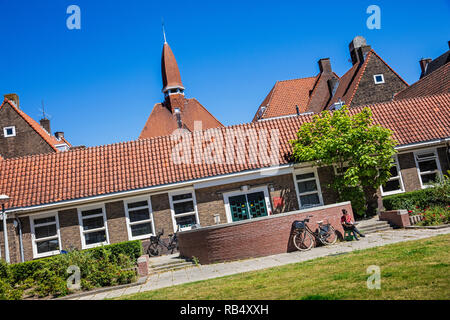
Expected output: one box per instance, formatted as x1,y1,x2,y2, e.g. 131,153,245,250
1,0,449,147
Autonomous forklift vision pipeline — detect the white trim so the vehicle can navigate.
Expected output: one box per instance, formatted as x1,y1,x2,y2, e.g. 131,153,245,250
395,139,447,152
29,212,62,259
168,189,200,233
123,195,155,240
413,148,443,189
293,167,324,209
77,204,110,249
3,126,16,137
380,155,405,196
222,185,272,223
373,74,385,84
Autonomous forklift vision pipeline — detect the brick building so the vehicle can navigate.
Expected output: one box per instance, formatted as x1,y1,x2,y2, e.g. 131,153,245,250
139,38,223,139
0,94,71,159
1,93,449,263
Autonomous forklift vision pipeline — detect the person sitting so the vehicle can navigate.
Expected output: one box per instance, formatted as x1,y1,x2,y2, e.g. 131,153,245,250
341,209,365,240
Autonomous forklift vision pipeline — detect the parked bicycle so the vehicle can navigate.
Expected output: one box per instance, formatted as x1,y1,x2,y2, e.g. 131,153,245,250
147,228,179,256
292,215,337,251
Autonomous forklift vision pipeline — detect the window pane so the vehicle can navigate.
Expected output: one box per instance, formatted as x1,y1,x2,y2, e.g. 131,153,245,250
175,215,197,230
297,180,318,194
418,159,437,172
82,216,104,230
296,173,315,181
81,208,103,217
131,223,152,237
173,201,194,215
127,200,148,209
300,193,320,207
172,193,192,201
129,208,150,222
383,179,401,192
416,153,435,159
389,165,398,177
421,173,437,185
35,224,57,239
85,230,107,245
36,239,59,254
34,216,56,225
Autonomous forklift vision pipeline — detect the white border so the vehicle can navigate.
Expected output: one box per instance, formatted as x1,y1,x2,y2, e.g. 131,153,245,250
413,148,443,189
29,212,62,259
222,185,272,223
381,155,405,196
77,203,110,249
123,195,156,240
293,167,324,209
168,189,200,233
3,126,16,137
373,74,385,84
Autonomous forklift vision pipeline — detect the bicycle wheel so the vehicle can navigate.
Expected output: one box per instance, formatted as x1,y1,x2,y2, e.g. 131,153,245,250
147,242,161,256
293,229,314,251
318,225,337,245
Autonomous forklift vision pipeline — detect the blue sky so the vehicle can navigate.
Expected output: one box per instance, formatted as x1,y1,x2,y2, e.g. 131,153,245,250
1,0,449,147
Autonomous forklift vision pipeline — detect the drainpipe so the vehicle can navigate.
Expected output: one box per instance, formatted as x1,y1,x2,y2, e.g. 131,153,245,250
14,218,24,263
1,204,9,263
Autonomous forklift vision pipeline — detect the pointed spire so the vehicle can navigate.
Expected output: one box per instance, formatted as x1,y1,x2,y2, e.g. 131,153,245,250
162,19,167,44
161,30,184,93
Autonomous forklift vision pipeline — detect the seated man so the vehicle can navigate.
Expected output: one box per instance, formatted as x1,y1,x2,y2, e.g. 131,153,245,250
341,209,365,240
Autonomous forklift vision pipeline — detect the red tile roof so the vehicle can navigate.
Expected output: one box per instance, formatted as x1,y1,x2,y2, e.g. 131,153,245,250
139,98,224,139
395,62,450,100
253,76,319,120
0,99,69,153
1,93,449,210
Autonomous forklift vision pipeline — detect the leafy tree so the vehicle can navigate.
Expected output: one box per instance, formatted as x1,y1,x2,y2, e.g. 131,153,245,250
290,106,397,216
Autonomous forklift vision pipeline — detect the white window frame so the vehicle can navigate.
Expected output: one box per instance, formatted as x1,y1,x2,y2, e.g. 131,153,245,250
124,196,155,240
373,74,385,84
3,126,16,137
223,186,272,223
293,167,324,209
414,148,442,189
168,189,200,233
30,212,62,259
77,204,110,249
380,155,405,196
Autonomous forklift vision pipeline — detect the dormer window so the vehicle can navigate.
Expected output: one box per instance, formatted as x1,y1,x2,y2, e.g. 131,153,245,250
373,74,385,84
3,126,16,137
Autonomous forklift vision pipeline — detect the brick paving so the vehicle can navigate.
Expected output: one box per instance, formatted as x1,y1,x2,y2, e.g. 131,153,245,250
70,227,450,300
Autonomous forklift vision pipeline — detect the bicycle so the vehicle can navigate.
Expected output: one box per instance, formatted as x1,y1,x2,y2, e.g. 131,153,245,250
147,229,179,256
292,215,337,251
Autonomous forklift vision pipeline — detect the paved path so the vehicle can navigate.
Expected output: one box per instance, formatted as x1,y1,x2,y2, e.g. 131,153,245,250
72,227,450,300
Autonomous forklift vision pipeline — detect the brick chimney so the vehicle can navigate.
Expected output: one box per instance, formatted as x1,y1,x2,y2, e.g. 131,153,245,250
349,36,370,65
40,118,51,133
419,58,432,75
55,131,64,140
4,93,19,108
318,58,332,73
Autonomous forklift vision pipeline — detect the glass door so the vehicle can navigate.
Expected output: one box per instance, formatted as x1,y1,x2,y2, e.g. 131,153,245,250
228,191,268,222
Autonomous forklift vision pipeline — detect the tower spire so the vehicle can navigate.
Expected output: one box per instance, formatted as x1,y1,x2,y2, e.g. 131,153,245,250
162,19,167,44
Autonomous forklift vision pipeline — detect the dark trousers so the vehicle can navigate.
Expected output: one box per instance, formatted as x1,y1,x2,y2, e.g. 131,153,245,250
344,224,363,239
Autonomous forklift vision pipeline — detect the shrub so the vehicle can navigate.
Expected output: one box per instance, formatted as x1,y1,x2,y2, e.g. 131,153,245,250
413,206,450,226
0,278,23,300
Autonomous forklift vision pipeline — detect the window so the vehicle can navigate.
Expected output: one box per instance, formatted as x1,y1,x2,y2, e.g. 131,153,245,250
30,213,61,258
381,156,404,196
414,149,442,188
373,74,385,84
124,197,155,240
169,191,199,232
78,206,109,248
224,186,271,223
3,126,16,137
294,169,323,209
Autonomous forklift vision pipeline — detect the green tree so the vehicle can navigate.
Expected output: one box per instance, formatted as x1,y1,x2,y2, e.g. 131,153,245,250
290,106,397,216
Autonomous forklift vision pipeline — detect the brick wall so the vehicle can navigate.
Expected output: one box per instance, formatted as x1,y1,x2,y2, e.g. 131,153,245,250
398,152,421,192
105,200,128,244
437,147,450,174
0,102,55,158
178,202,353,264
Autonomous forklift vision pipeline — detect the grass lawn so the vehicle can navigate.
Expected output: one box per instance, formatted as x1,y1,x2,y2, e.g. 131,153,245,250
117,234,450,300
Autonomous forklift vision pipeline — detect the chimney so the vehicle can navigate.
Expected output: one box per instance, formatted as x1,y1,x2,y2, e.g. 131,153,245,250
419,58,432,75
4,93,19,108
318,58,332,73
40,118,51,134
55,131,64,140
349,36,368,65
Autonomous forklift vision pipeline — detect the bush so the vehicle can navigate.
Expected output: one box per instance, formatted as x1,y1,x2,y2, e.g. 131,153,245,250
412,206,450,226
383,173,450,211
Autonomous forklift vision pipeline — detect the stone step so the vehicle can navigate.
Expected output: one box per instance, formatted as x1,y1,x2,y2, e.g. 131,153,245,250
149,259,192,269
359,224,393,234
149,261,197,274
357,220,390,228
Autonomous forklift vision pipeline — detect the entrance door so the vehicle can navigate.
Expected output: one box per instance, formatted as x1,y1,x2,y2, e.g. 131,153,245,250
228,191,268,222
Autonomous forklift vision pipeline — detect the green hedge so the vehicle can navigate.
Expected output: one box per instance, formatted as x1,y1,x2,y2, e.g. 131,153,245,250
383,188,449,211
9,240,142,283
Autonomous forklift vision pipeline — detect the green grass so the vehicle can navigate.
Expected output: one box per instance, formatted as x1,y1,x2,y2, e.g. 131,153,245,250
117,234,450,300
